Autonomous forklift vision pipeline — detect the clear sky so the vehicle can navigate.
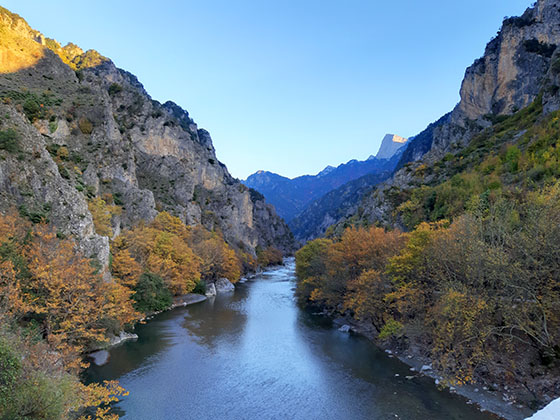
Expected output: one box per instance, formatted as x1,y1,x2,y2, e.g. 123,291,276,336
4,0,531,179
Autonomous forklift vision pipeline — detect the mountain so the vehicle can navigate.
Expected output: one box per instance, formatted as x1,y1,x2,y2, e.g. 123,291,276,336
0,6,294,271
288,154,401,241
333,0,560,231
243,134,407,222
375,134,408,159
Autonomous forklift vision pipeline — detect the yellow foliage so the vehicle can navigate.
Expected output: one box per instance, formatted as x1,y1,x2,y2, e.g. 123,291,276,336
111,248,142,288
79,381,129,420
88,197,121,237
115,212,201,295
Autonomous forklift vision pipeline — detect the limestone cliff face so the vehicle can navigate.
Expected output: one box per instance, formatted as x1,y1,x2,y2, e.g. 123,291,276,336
457,0,560,120
0,7,294,268
432,0,560,156
338,0,560,230
375,134,408,160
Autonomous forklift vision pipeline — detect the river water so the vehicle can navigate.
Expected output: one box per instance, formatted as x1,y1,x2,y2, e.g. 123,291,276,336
85,260,497,420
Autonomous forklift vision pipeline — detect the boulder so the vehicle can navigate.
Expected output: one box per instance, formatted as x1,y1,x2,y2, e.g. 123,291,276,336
109,331,138,347
89,350,110,366
215,278,235,293
205,282,217,297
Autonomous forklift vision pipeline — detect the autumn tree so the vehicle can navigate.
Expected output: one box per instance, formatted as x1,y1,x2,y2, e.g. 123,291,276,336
256,246,283,267
295,238,331,302
188,225,241,282
88,197,121,237
114,212,201,295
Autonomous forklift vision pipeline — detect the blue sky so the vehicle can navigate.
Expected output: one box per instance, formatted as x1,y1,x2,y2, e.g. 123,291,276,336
4,1,531,179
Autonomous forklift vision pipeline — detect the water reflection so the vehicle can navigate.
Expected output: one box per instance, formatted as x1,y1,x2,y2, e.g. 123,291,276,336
85,262,501,420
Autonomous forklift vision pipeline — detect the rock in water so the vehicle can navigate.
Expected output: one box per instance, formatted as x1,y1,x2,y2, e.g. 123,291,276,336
109,331,138,346
215,278,235,293
89,350,110,366
338,324,351,333
205,282,217,297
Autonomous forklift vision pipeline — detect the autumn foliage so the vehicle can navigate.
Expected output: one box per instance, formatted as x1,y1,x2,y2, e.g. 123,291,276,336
111,212,243,303
0,208,269,419
296,184,560,386
0,211,137,419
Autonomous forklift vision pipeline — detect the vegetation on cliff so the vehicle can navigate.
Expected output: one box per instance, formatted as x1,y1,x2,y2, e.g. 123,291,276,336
296,183,560,405
295,86,560,407
0,207,282,419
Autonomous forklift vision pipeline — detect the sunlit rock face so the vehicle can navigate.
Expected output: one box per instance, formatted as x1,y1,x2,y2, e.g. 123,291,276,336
0,6,294,272
457,0,560,120
375,134,408,160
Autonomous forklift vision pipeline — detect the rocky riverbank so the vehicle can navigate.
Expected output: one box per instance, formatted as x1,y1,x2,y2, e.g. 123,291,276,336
88,292,209,366
331,315,534,420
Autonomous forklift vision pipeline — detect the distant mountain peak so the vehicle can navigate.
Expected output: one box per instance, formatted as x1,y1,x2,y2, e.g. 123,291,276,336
317,165,335,178
376,134,408,159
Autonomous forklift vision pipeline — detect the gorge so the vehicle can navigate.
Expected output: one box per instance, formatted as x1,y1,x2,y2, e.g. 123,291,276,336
1,1,560,419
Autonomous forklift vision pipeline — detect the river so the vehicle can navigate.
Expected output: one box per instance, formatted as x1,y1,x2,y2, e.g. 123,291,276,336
84,259,498,420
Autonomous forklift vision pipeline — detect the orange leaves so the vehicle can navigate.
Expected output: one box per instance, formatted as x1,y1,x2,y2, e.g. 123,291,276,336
0,260,26,316
329,226,405,281
256,246,283,268
0,214,138,372
23,226,110,367
88,197,121,237
111,249,142,289
188,225,242,282
116,217,201,295
295,227,406,309
114,212,244,296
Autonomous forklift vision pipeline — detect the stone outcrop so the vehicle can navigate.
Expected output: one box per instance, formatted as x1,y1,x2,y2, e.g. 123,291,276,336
205,283,217,297
375,134,408,160
215,278,235,293
0,7,294,272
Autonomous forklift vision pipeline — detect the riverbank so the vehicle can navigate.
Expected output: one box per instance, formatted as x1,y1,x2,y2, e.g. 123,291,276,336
330,314,533,420
85,260,496,420
88,293,208,366
87,269,267,365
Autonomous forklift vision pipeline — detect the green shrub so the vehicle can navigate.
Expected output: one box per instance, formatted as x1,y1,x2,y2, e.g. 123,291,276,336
108,83,123,96
22,97,41,121
78,117,93,134
0,333,77,420
48,120,58,133
504,145,521,172
192,280,207,295
443,153,454,162
133,273,173,313
113,192,124,206
6,91,62,122
0,129,20,153
0,338,21,398
378,319,404,340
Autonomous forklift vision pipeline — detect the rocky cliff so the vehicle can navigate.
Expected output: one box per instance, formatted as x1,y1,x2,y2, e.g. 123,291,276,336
339,0,560,229
374,134,408,159
0,7,294,270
